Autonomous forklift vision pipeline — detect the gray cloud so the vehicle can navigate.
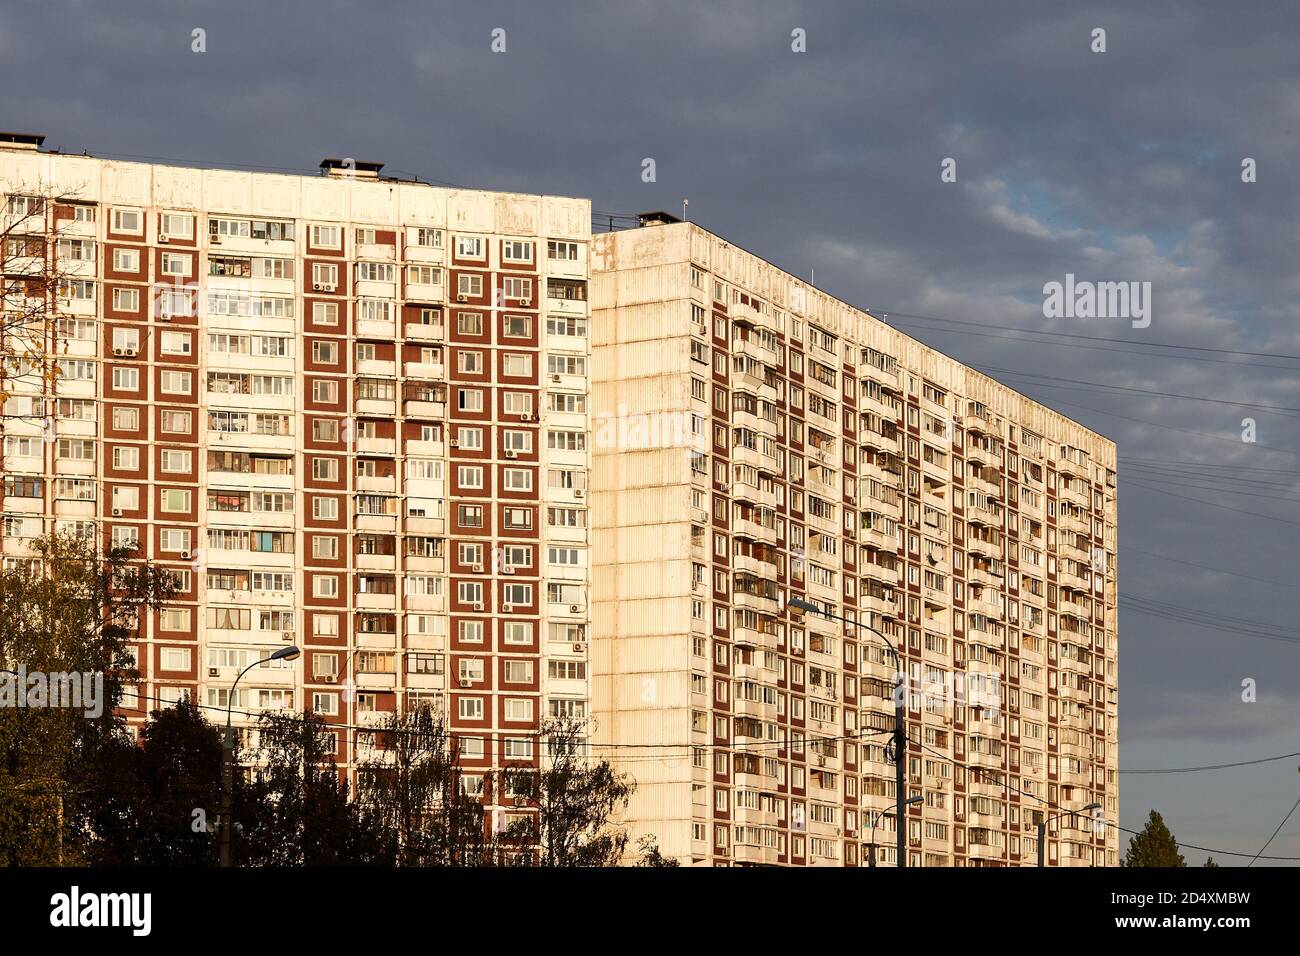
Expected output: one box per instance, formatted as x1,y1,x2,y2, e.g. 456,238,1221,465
4,0,1298,863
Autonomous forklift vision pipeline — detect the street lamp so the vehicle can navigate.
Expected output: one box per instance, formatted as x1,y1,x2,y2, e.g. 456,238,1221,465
219,644,300,867
868,795,923,867
790,596,910,868
1037,802,1101,867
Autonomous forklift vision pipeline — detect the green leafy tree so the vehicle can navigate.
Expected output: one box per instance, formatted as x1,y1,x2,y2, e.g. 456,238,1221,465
634,834,680,867
235,711,389,866
1203,856,1220,868
503,719,635,866
357,704,495,866
85,699,223,865
1122,809,1186,867
0,533,174,864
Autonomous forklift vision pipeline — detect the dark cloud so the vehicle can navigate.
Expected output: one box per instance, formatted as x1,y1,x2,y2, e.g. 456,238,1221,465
4,0,1298,863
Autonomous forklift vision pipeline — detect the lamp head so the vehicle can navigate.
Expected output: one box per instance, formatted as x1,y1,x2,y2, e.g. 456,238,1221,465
788,597,819,615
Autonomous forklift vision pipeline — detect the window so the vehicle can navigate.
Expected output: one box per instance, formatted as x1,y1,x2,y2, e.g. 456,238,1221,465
502,240,532,262
312,301,339,326
112,407,141,431
456,311,483,336
457,388,484,413
160,212,194,238
111,287,139,312
311,224,341,248
503,468,532,492
502,353,532,377
160,331,192,355
547,240,578,261
455,236,484,259
160,489,190,513
414,227,443,248
502,276,532,300
456,273,483,298
160,450,191,473
112,209,142,233
161,253,191,277
111,367,139,391
160,370,191,395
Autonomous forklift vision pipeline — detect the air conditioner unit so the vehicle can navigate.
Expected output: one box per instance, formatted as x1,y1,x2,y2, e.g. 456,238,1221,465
521,298,531,306
321,675,336,683
569,604,580,614
504,450,518,459
112,348,125,356
322,283,335,292
312,283,324,292
158,235,170,244
111,508,123,517
449,439,460,448
210,235,222,245
456,294,468,302
502,603,513,612
473,602,484,612
282,631,293,641
551,374,562,383
502,566,515,575
473,563,484,573
571,642,587,654
208,668,220,677
460,677,472,688
574,489,585,498
180,550,191,560
158,315,171,322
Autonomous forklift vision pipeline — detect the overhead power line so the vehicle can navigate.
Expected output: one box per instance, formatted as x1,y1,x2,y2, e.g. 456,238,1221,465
872,308,1300,361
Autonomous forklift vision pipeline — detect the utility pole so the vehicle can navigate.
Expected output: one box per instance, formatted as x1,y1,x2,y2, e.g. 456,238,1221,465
790,598,908,867
893,666,907,868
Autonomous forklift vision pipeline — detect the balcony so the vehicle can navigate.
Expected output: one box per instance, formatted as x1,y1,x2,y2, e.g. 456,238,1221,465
356,436,396,456
734,335,776,367
356,318,396,339
356,359,396,378
403,322,445,342
404,362,445,381
732,843,780,866
1059,482,1091,509
1058,567,1090,592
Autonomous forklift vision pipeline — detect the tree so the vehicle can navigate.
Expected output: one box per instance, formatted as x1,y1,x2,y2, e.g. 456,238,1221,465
356,704,495,866
235,711,388,866
634,834,680,867
84,699,223,865
503,719,636,866
1122,809,1186,867
0,532,174,864
1203,856,1220,868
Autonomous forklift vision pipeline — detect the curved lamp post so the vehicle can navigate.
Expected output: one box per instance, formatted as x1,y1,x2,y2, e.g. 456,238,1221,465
868,794,924,867
790,596,911,868
219,644,300,867
1037,802,1101,867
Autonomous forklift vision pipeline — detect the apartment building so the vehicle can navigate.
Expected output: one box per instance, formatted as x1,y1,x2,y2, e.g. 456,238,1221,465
591,215,1118,866
0,135,593,799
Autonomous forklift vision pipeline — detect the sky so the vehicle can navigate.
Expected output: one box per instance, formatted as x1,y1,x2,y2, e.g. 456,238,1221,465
3,0,1298,865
